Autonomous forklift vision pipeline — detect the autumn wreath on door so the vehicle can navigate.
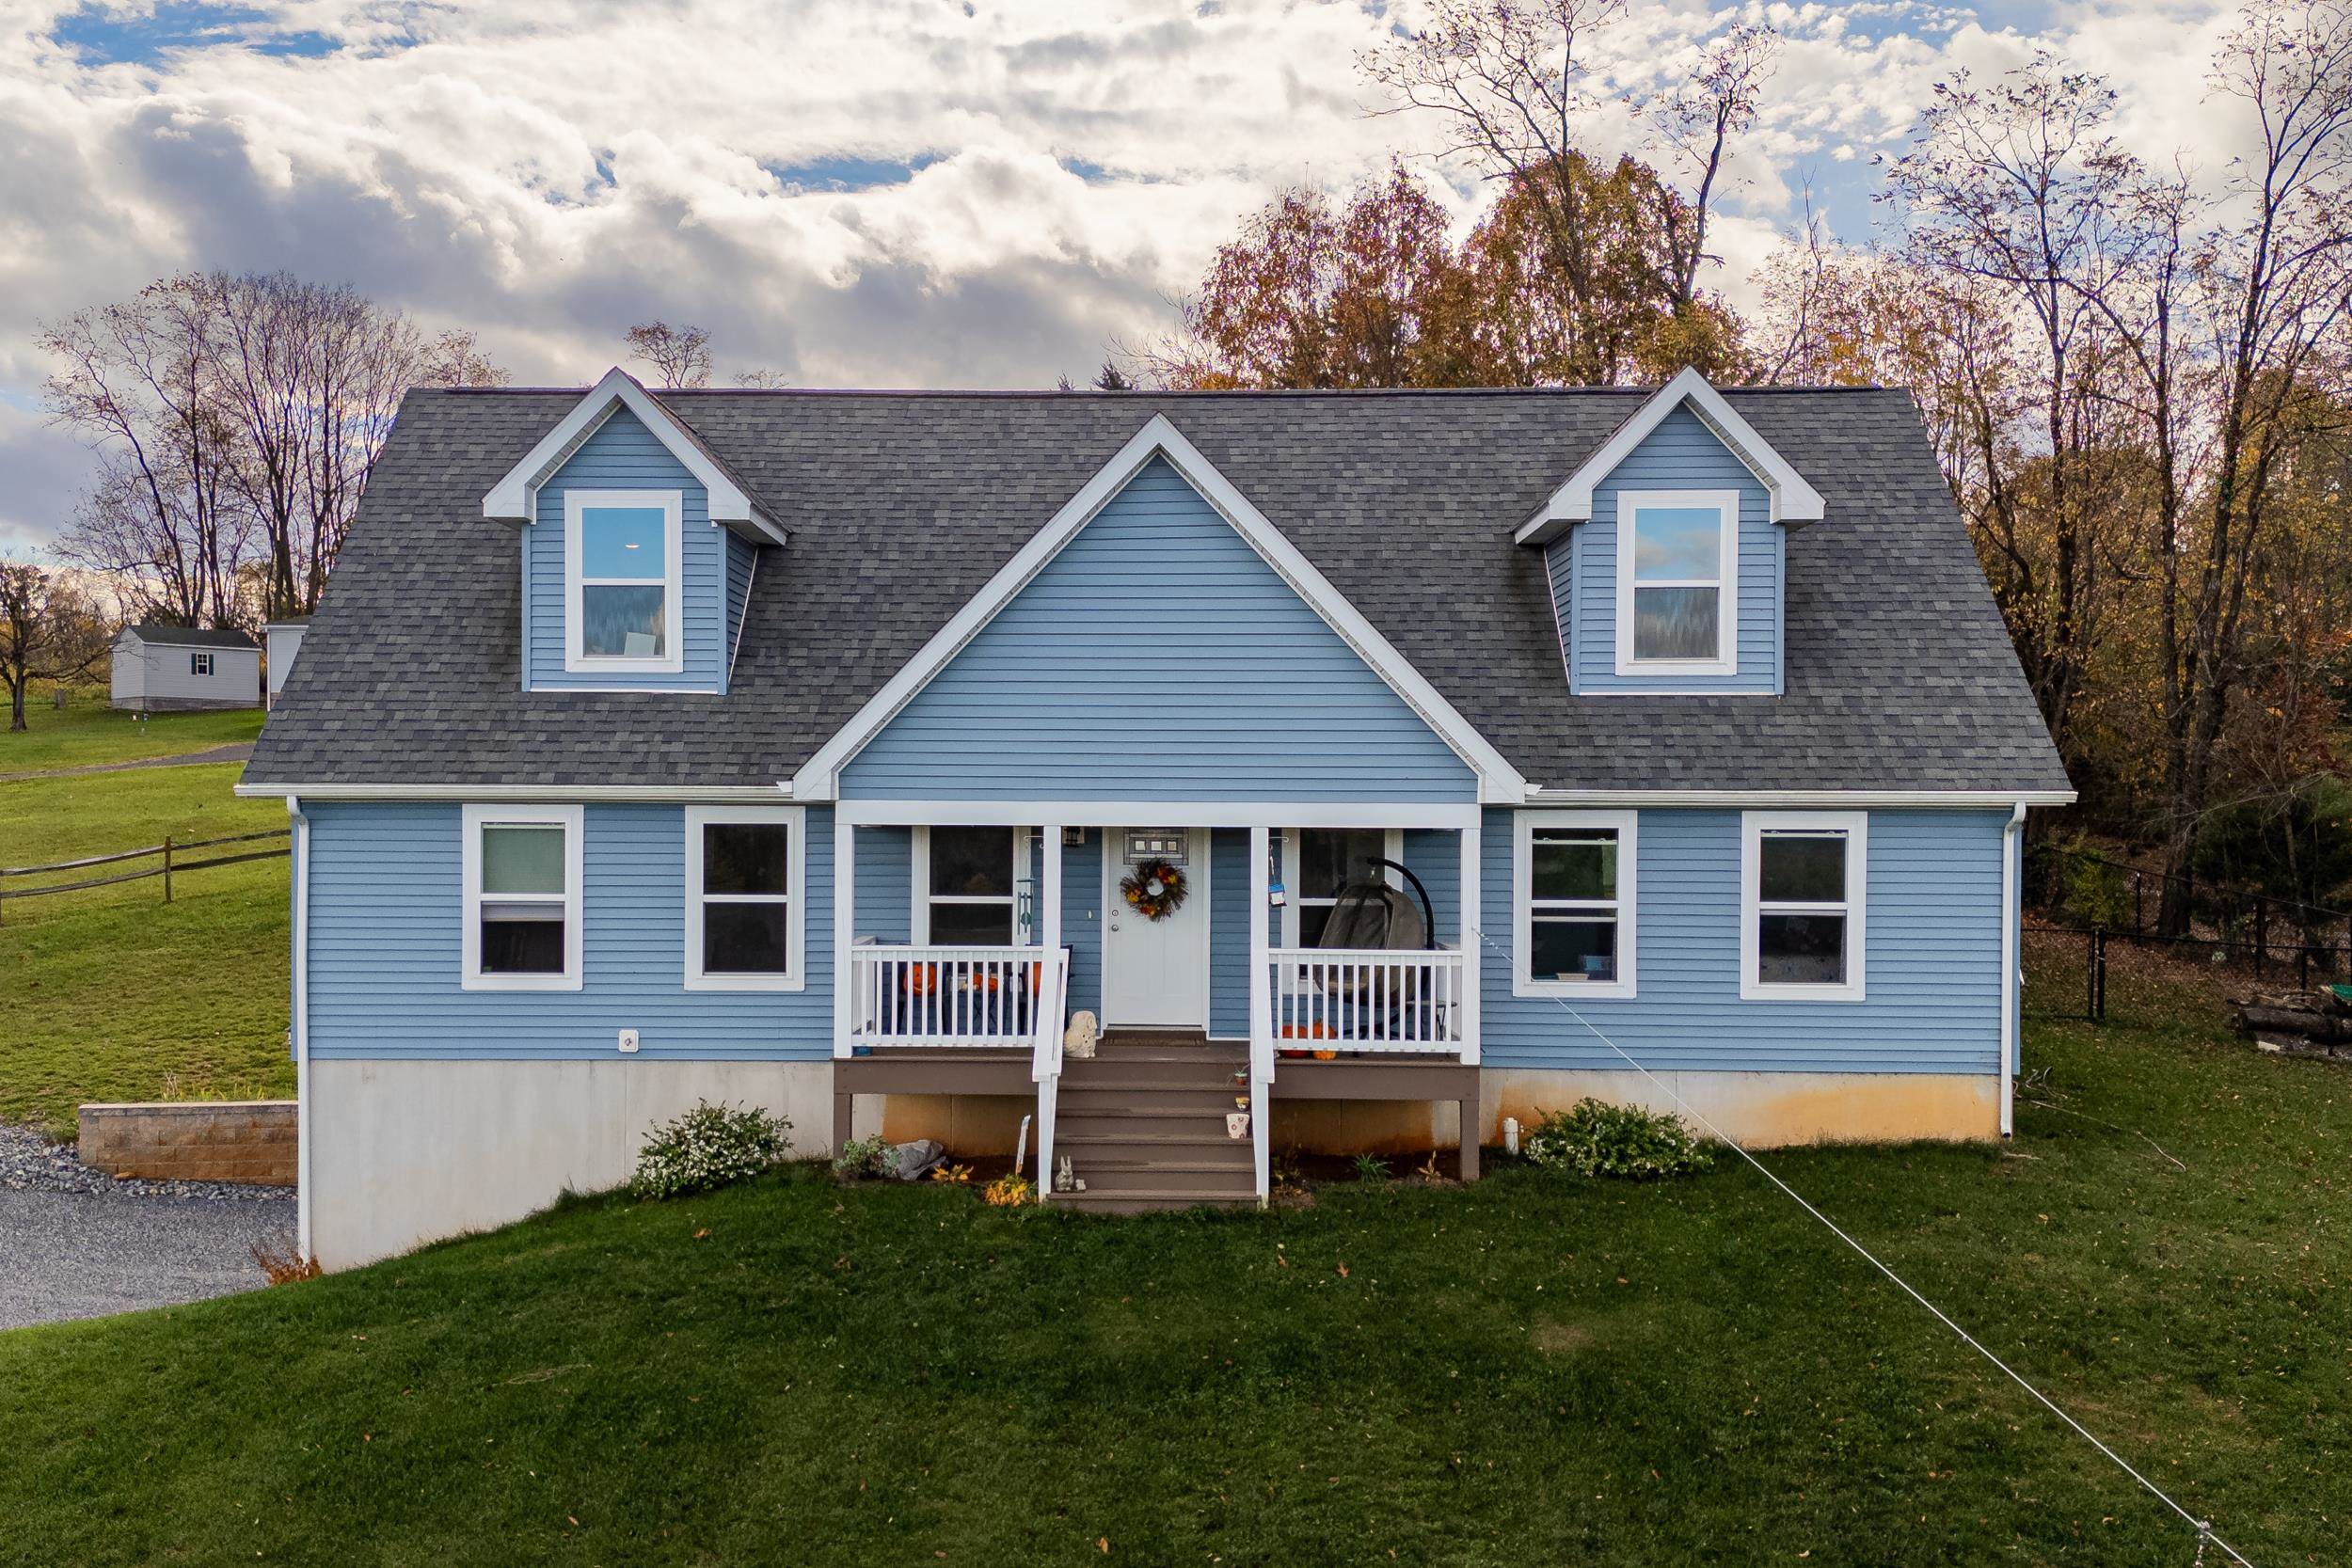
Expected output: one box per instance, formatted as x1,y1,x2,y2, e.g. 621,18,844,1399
1120,858,1189,922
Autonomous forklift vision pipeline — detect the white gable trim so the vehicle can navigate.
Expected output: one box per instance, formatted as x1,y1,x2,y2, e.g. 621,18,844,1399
481,367,786,545
1518,368,1825,546
790,413,1528,804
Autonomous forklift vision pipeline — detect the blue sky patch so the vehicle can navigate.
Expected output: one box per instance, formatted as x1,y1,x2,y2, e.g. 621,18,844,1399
764,153,942,193
52,1,342,64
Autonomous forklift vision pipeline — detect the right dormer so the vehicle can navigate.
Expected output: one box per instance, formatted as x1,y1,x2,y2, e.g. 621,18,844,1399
1517,368,1824,697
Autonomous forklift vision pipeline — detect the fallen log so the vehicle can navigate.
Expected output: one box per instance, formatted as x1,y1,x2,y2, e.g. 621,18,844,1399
2234,1005,2352,1043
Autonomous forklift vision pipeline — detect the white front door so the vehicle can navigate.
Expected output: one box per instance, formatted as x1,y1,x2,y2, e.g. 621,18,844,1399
1102,827,1211,1028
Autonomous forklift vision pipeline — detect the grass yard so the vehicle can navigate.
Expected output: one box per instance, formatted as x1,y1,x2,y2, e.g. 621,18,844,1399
0,1019,2341,1566
0,681,263,775
0,763,290,1136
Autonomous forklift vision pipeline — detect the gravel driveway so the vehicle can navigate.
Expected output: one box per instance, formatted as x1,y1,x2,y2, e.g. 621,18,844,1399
0,1189,294,1329
0,1123,296,1331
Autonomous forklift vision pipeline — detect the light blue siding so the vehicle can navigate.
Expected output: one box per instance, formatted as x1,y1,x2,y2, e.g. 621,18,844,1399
523,408,735,692
1481,807,2006,1075
1560,406,1782,695
1208,829,1250,1037
1061,831,1104,1016
849,827,913,944
842,457,1477,801
306,801,834,1060
723,532,759,691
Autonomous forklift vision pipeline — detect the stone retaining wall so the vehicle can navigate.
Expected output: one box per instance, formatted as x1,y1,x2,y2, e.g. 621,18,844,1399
77,1101,296,1185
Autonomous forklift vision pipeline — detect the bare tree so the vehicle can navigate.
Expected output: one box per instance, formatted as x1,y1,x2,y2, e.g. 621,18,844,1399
41,282,251,629
625,322,713,388
1362,1,1773,379
41,275,506,626
0,560,110,733
1883,52,2139,761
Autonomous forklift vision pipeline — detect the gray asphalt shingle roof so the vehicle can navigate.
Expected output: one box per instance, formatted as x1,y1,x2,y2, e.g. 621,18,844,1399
128,623,259,650
245,385,2071,798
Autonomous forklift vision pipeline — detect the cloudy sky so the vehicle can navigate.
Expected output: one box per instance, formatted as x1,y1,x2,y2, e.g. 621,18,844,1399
0,0,2261,555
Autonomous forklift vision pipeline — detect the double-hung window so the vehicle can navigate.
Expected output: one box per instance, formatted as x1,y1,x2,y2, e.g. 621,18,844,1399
190,652,214,676
1283,828,1400,947
564,489,683,674
1614,489,1738,675
685,806,804,990
1740,811,1867,1001
462,804,582,990
1514,810,1636,997
915,826,1028,946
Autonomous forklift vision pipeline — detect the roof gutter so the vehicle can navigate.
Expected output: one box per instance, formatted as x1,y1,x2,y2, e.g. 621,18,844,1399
1523,786,2078,809
233,782,792,802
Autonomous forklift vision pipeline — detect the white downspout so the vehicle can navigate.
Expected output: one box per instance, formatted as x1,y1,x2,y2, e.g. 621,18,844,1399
288,795,313,1262
1999,801,2026,1138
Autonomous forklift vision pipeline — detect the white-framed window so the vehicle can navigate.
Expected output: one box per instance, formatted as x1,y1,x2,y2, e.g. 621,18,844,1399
1614,488,1739,675
1514,810,1636,998
564,488,684,674
1740,811,1867,1001
461,804,583,991
684,805,805,991
913,826,1031,946
1281,828,1402,948
190,652,214,676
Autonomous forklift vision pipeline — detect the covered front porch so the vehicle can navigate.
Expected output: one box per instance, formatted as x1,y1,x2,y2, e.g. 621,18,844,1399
827,801,1486,1203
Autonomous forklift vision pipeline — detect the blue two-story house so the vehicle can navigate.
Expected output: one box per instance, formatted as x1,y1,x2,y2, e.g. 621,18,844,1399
241,367,2073,1267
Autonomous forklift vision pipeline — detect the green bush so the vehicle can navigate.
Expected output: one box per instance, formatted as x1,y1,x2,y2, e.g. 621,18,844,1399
831,1135,896,1180
629,1101,791,1200
1520,1100,1713,1180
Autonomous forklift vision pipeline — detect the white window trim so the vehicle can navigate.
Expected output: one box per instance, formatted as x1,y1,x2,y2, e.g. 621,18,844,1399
1513,809,1637,999
564,488,685,675
1613,488,1740,677
190,651,214,676
1279,827,1404,948
1740,810,1867,1002
683,804,806,992
911,825,1035,946
461,803,583,992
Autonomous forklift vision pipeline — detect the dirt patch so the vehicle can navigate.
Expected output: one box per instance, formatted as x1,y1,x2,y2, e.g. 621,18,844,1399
1531,1320,1596,1355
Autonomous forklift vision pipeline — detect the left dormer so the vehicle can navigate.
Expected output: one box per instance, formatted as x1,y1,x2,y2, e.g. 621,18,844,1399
483,368,786,693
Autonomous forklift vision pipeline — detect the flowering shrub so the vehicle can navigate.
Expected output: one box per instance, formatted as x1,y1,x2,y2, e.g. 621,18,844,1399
831,1135,896,1180
629,1101,791,1200
982,1173,1030,1207
1519,1100,1713,1180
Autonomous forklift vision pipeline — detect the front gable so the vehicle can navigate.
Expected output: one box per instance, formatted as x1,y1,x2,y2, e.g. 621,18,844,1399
835,453,1486,804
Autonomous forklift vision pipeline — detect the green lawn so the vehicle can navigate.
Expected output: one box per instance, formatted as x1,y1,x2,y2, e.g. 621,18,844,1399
0,1019,2340,1566
0,763,290,1136
0,681,263,775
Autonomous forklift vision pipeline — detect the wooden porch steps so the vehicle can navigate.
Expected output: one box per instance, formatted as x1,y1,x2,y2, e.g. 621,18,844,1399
1047,1030,1256,1212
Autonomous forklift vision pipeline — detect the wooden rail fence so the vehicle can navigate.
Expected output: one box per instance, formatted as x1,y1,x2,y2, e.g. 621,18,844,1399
0,828,289,923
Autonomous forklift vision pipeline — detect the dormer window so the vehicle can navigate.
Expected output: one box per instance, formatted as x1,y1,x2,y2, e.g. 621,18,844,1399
565,489,683,673
1615,489,1738,676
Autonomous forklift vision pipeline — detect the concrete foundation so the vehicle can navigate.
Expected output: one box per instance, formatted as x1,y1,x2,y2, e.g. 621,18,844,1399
1480,1069,2001,1148
308,1059,845,1270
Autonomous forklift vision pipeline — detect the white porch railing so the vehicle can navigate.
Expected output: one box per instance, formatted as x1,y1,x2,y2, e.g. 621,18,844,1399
849,944,1060,1049
1265,947,1468,1053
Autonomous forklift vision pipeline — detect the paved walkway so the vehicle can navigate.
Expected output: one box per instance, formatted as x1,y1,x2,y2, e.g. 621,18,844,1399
0,741,254,785
0,1188,294,1330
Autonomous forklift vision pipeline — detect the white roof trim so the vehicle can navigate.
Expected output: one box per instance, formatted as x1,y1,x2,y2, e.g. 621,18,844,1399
480,367,786,545
791,412,1528,804
234,782,787,802
1517,368,1826,546
1524,786,2077,808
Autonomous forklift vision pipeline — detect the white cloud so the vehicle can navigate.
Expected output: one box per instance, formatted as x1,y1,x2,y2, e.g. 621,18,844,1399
0,0,2263,550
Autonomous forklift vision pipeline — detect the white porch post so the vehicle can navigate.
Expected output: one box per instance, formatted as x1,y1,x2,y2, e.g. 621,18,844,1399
1041,824,1063,954
1248,823,1272,1203
1459,819,1482,1067
833,814,855,1060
